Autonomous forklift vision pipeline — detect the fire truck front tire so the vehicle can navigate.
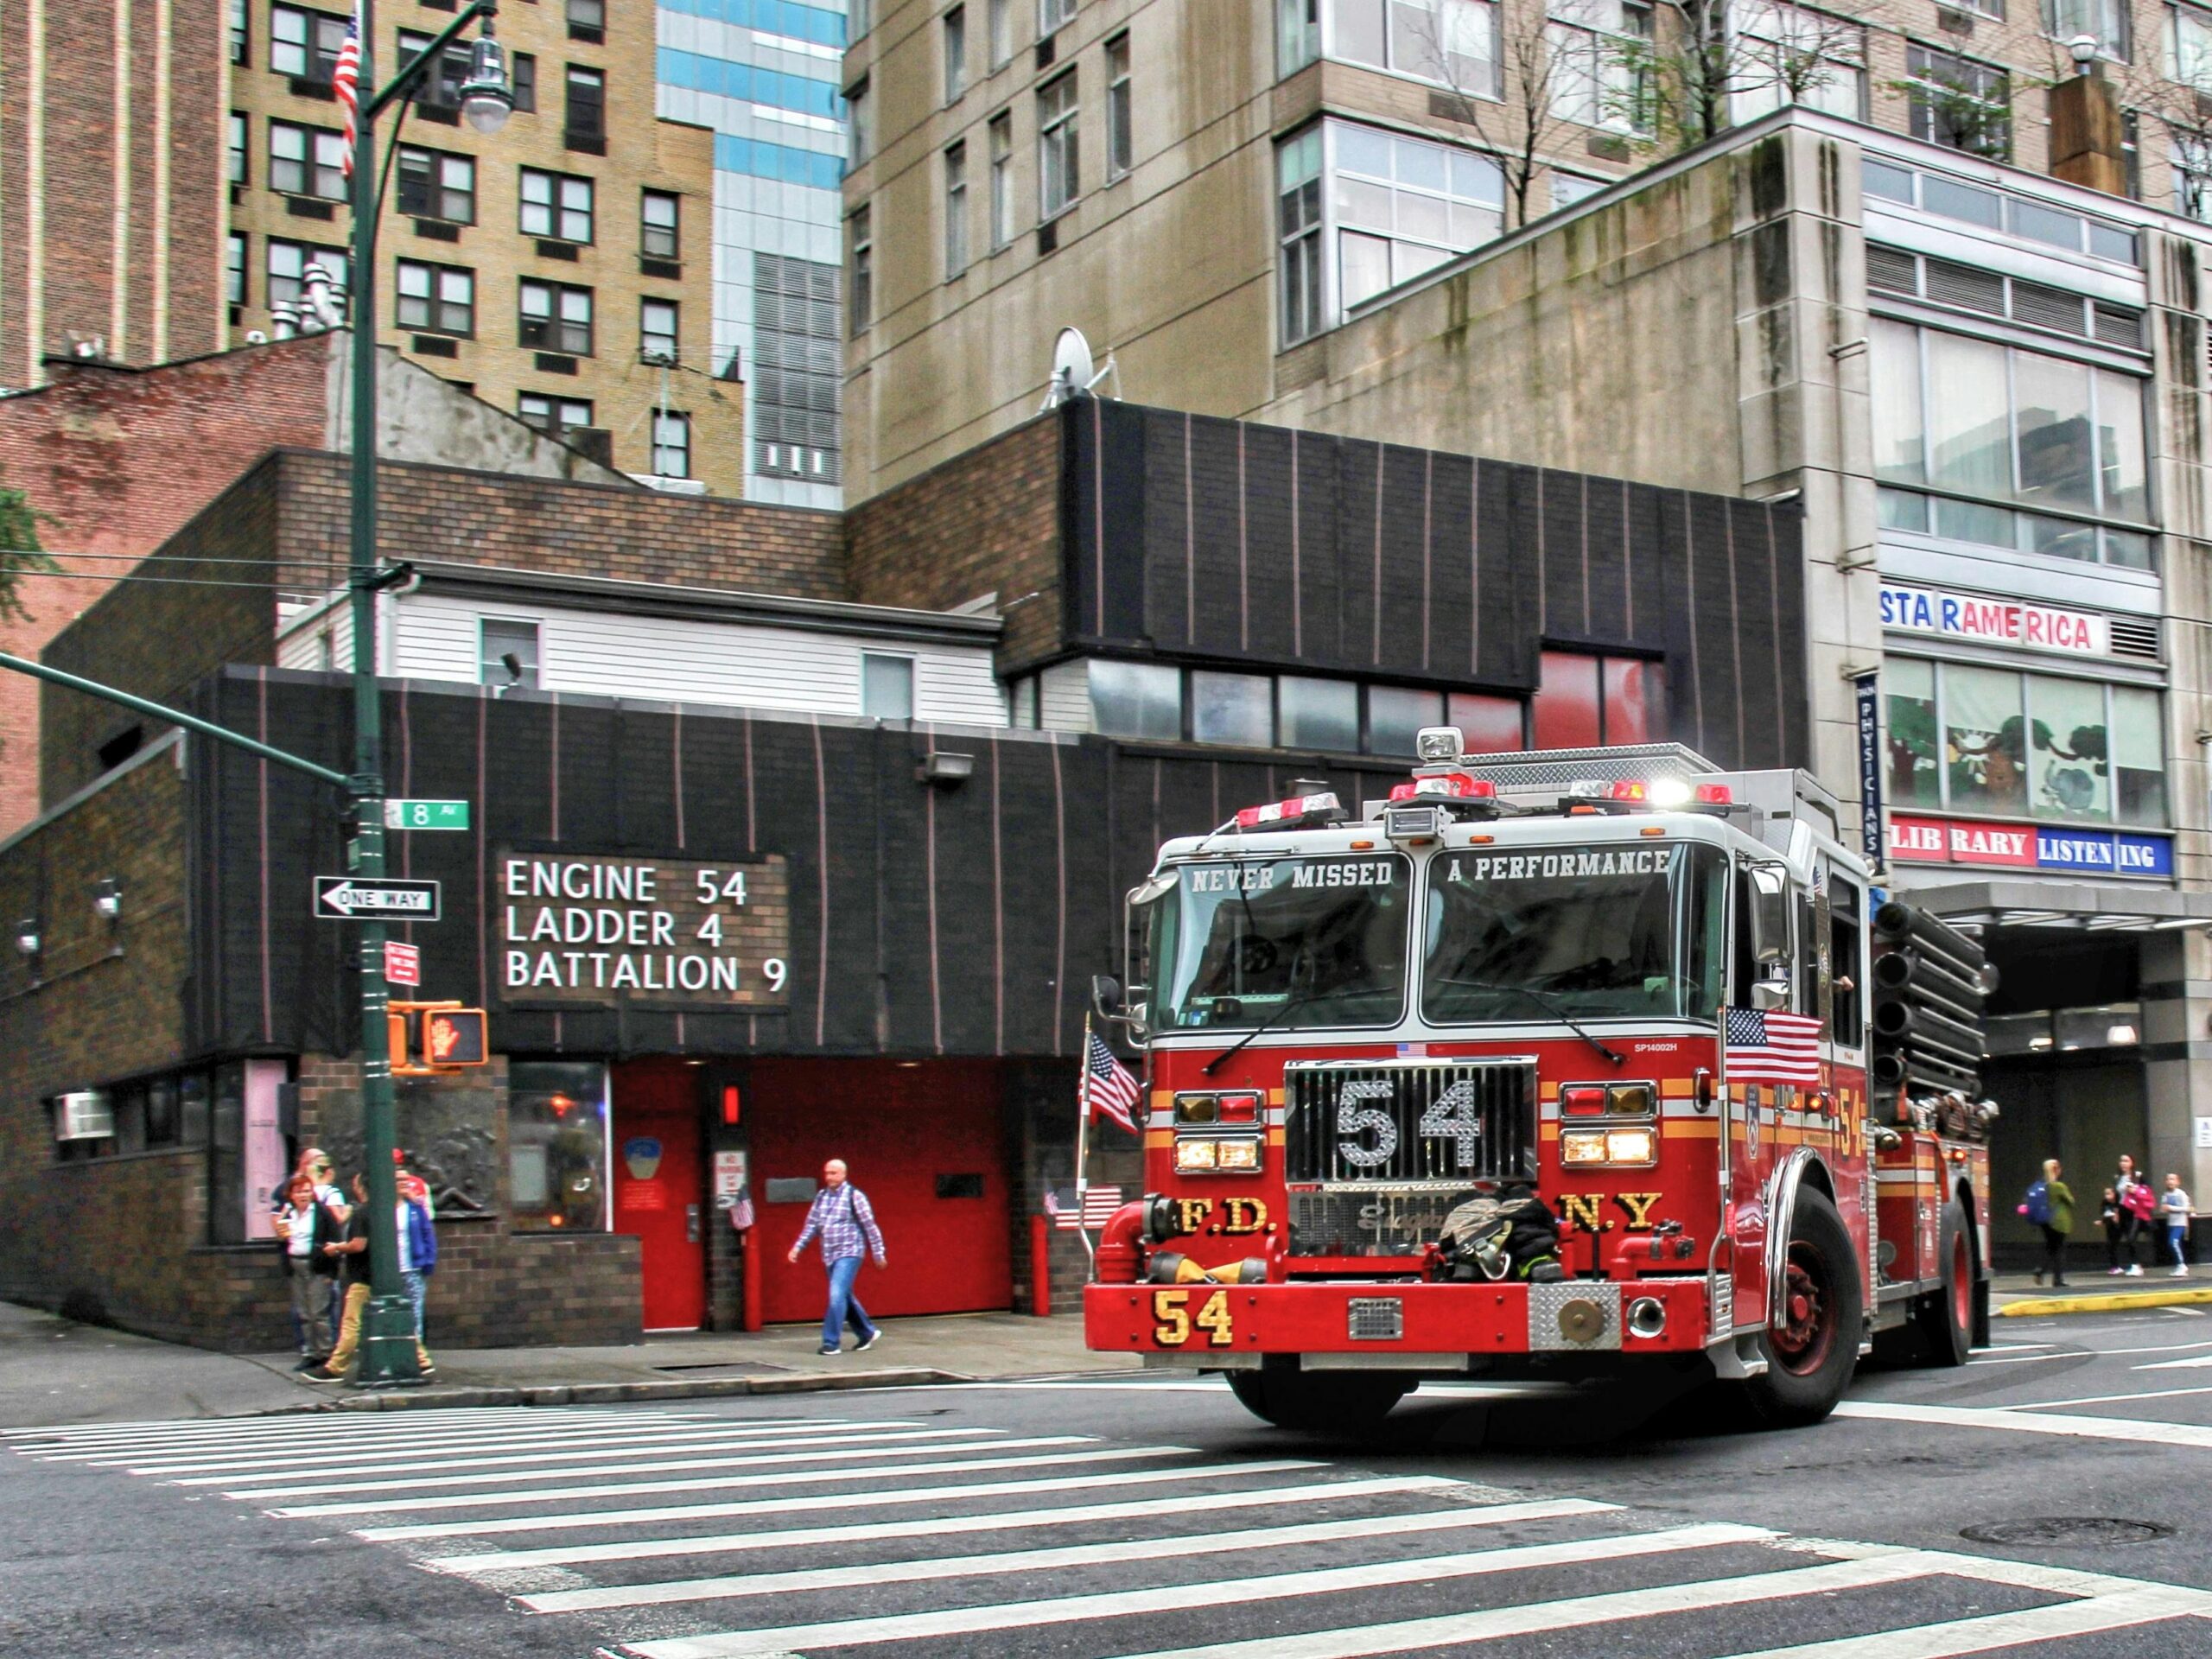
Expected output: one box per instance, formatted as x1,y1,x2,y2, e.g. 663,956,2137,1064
1226,1363,1413,1433
1745,1188,1861,1427
1914,1198,1974,1368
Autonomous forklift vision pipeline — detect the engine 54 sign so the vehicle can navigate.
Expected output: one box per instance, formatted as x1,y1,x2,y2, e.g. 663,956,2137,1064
496,852,790,1010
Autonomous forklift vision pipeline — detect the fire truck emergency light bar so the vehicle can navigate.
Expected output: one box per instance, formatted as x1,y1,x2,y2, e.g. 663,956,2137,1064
1231,791,1346,831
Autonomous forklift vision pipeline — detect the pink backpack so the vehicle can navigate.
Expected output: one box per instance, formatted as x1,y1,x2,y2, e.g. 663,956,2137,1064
2122,1180,2158,1222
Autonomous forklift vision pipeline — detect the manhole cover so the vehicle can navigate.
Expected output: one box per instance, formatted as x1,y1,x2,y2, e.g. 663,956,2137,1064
1960,1517,2174,1547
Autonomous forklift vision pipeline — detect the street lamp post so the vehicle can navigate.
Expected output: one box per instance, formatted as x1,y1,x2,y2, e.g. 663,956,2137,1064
345,0,511,1385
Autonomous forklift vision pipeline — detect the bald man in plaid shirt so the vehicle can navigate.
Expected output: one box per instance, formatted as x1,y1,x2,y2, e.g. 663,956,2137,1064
787,1159,887,1355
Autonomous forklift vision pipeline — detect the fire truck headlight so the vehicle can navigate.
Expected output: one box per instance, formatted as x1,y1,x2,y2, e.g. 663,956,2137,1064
1560,1126,1657,1167
1213,1137,1263,1173
1174,1139,1220,1173
1560,1129,1609,1166
1605,1127,1657,1166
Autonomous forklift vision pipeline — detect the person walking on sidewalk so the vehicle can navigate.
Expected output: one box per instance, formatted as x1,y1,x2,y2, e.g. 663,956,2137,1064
2117,1157,2158,1276
273,1173,339,1368
2024,1159,2073,1287
2162,1173,2195,1278
2099,1187,2127,1275
786,1159,886,1357
395,1163,439,1380
307,1173,433,1382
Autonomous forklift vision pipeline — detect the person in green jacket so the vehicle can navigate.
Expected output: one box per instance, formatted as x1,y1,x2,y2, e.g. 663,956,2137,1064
2032,1158,2074,1287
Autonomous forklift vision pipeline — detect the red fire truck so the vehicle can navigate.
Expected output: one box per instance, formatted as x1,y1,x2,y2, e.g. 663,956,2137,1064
1084,736,1994,1432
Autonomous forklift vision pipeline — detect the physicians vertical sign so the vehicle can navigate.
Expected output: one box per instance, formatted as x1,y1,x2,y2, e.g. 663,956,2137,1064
1853,671,1885,874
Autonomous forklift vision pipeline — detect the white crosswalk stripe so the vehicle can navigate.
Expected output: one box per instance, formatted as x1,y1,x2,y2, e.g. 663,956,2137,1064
17,1398,2212,1659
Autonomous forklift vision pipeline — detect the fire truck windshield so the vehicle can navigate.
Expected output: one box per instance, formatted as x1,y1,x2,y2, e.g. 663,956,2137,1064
1152,855,1411,1030
1421,842,1727,1026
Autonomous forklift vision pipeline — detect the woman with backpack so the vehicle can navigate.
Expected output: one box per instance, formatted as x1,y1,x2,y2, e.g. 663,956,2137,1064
2024,1159,2073,1287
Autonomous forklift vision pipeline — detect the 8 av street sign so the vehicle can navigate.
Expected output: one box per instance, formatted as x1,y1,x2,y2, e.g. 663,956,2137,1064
315,876,442,922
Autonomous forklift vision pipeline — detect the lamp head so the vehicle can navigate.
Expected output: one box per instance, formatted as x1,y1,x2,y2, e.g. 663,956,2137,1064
461,35,514,134
2069,32,2099,73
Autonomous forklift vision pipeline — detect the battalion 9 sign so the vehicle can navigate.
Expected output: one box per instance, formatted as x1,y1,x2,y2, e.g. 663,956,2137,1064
495,852,790,1010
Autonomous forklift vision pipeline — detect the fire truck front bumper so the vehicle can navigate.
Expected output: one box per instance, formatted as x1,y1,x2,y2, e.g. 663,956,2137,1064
1084,1277,1713,1366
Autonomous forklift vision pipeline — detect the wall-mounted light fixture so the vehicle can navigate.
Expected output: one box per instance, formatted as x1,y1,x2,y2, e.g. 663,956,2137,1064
918,751,976,788
92,880,123,922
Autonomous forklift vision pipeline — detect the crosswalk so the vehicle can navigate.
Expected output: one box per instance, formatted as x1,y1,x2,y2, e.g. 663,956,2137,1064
12,1395,2212,1657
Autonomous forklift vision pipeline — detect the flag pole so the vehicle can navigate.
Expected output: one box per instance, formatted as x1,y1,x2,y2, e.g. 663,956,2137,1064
1075,1012,1096,1262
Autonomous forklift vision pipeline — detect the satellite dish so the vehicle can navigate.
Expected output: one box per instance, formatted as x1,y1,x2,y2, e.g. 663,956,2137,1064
1042,327,1095,409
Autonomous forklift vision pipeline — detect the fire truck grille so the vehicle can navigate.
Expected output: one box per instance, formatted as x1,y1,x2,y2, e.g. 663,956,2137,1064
1287,1188,1477,1257
1283,1059,1538,1189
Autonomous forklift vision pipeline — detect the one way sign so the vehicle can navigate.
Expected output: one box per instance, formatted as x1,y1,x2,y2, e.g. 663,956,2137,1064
314,875,442,922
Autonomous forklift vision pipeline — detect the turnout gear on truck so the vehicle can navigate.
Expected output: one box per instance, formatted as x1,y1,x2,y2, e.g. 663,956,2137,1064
1434,1188,1563,1282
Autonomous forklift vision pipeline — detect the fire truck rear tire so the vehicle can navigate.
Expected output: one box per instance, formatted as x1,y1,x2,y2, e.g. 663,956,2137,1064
1744,1188,1860,1427
1225,1365,1413,1433
1914,1198,1974,1368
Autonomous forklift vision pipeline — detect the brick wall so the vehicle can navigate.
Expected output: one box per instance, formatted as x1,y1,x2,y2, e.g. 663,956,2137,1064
847,412,1065,673
0,344,335,832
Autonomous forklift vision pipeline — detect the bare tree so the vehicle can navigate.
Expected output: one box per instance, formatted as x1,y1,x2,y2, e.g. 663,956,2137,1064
1613,0,1875,155
1417,0,1581,230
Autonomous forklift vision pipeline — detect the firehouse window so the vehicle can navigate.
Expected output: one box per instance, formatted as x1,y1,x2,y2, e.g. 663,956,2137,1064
1447,692,1525,752
1153,855,1412,1030
1533,650,1662,747
481,619,542,690
1279,676,1359,751
1423,842,1727,1025
1090,660,1182,740
1367,686,1444,756
861,653,915,720
509,1062,610,1232
1192,672,1274,747
1830,876,1864,1048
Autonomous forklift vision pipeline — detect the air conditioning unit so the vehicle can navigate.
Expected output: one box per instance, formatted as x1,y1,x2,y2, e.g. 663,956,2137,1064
54,1090,114,1141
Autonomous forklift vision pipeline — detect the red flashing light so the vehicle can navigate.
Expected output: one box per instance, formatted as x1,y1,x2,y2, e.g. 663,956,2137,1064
1215,1092,1261,1125
1608,780,1649,803
1694,783,1733,805
721,1084,742,1125
1560,1084,1611,1116
1388,773,1497,802
1235,791,1342,829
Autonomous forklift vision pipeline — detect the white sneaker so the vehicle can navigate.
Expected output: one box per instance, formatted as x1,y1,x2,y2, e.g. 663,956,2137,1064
2173,1267,2190,1277
2128,1264,2145,1276
2109,1267,2125,1275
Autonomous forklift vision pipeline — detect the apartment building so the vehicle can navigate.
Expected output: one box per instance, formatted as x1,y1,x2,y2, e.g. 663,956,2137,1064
225,0,741,491
841,0,2212,501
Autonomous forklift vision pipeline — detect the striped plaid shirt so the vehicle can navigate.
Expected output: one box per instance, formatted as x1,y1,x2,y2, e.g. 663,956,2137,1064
794,1183,885,1263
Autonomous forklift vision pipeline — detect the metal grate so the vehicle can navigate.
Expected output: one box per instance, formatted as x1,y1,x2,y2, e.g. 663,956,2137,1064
2010,279,2086,336
2108,616,2161,660
1284,1059,1537,1186
1347,1298,1405,1341
1923,257,2005,316
1866,245,1918,296
2094,302,2145,349
1288,1187,1479,1257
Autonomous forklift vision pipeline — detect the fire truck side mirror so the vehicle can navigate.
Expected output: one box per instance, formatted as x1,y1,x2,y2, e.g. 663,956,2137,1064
1748,866,1791,965
1091,976,1126,1020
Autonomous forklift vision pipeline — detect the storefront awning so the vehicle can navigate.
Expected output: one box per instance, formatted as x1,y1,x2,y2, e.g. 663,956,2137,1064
1897,878,2212,933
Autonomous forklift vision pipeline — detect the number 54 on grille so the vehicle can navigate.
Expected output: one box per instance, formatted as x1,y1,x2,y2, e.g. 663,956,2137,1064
1084,734,1997,1436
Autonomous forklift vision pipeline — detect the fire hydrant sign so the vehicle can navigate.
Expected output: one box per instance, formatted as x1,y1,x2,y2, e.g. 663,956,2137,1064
494,851,790,1011
383,940,421,987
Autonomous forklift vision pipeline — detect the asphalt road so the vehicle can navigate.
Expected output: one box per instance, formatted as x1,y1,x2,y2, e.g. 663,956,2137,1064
9,1306,2212,1658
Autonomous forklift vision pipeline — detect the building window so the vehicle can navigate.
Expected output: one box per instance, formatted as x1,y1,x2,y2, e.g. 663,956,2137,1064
989,0,1012,65
2179,133,2212,222
2044,0,2127,60
945,5,968,102
1905,44,2011,158
398,29,475,109
849,78,873,165
1729,2,1866,122
1084,660,1525,753
652,410,691,479
397,260,475,335
861,653,916,719
1550,169,1605,208
753,252,842,483
641,189,680,258
270,3,346,82
1548,0,1650,130
397,146,475,222
229,112,249,185
567,0,606,41
1039,70,1079,219
988,111,1016,246
1105,33,1132,178
1278,128,1324,345
1885,657,2166,827
482,618,542,688
1532,649,1662,747
640,298,679,362
519,279,594,354
1869,317,2151,558
1281,0,1321,74
507,1062,608,1231
269,120,346,200
565,64,606,145
231,0,249,64
518,391,594,434
1336,0,1502,98
849,206,873,333
1192,671,1274,746
513,51,538,111
520,168,594,242
945,143,971,276
1090,660,1182,739
852,0,874,35
1040,0,1077,33
2177,2,2212,90
266,240,346,311
1278,676,1358,749
228,234,247,305
1332,119,1504,315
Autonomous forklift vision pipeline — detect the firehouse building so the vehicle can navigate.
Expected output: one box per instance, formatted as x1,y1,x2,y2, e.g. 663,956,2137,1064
0,397,1808,1348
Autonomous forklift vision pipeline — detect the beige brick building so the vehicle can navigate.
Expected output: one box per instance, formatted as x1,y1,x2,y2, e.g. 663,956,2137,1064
841,0,2212,503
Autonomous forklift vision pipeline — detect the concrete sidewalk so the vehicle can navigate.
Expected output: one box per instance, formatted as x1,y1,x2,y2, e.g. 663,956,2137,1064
0,1300,1132,1428
1990,1268,2212,1319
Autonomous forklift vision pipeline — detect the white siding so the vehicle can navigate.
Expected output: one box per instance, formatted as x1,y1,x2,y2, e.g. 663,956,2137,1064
1039,658,1093,733
385,593,1005,723
275,601,353,671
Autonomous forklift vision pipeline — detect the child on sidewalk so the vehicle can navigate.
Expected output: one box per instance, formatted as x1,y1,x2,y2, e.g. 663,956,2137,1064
2161,1174,2195,1278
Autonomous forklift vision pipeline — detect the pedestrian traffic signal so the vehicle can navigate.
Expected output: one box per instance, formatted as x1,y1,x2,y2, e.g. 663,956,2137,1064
389,1001,490,1074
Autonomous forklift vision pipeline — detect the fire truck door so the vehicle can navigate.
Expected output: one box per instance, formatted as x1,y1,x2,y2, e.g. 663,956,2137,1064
1725,861,1786,1330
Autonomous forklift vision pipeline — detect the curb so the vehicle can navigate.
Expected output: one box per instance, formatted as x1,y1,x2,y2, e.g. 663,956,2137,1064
262,1365,963,1416
1995,1286,2212,1318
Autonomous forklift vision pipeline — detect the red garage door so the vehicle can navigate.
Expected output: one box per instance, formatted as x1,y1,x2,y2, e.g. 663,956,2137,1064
747,1058,1011,1325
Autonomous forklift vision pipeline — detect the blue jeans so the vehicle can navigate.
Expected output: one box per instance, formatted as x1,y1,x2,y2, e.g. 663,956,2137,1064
821,1255,877,1351
401,1269,429,1338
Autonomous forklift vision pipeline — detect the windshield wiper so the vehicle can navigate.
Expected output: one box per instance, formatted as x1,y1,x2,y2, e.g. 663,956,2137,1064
1429,976,1627,1068
1202,989,1330,1075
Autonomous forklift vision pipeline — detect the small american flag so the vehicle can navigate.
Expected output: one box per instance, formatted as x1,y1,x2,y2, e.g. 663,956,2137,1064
1724,1007,1822,1088
1084,1031,1142,1135
1050,1185,1125,1230
333,9,363,180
